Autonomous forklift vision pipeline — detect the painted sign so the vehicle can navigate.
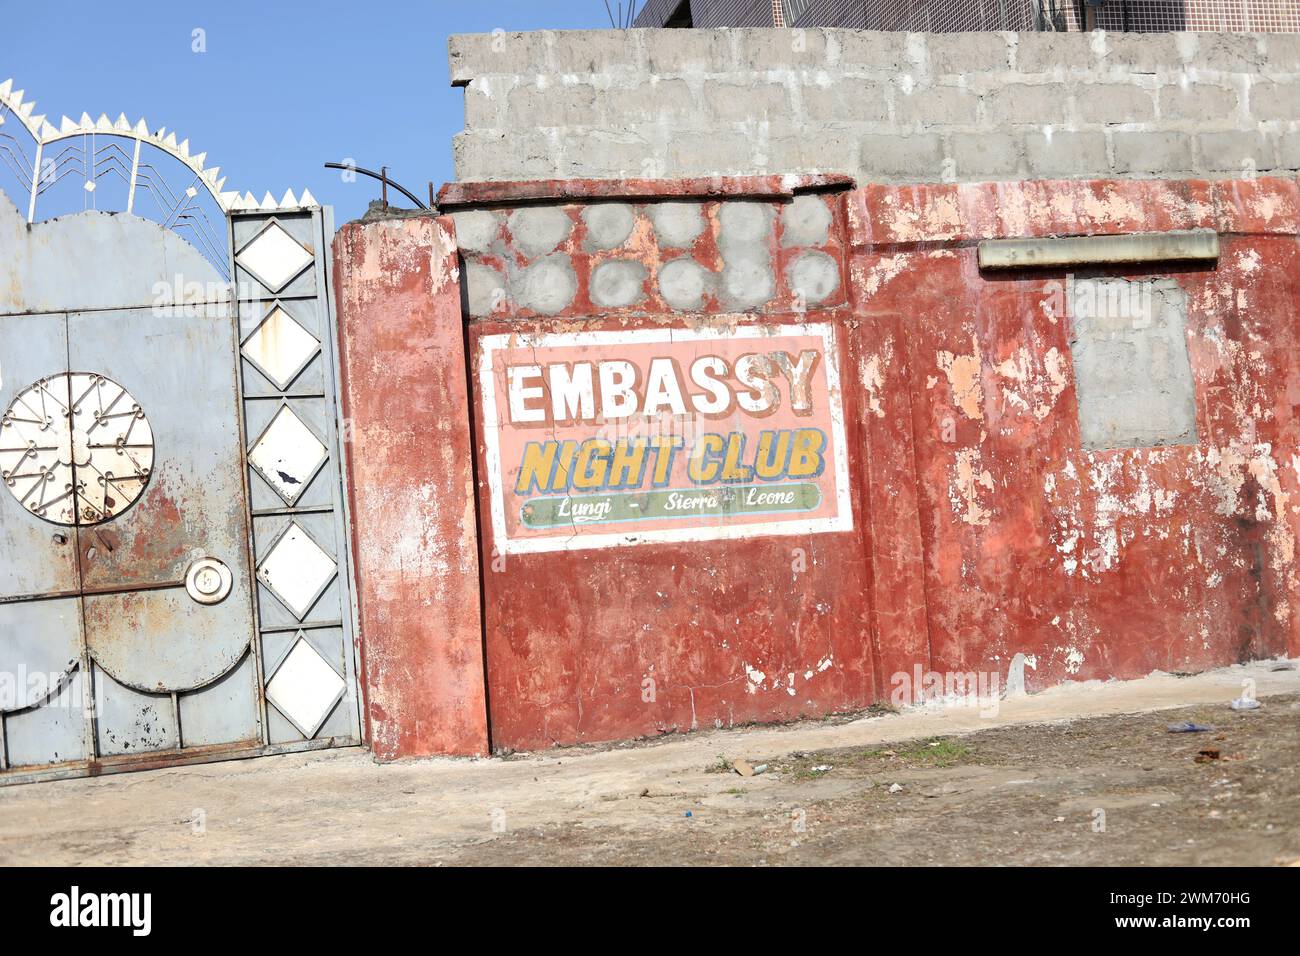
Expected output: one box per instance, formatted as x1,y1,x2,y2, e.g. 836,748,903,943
479,323,853,554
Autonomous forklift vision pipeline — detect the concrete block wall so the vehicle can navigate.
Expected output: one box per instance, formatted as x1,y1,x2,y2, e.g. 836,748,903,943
448,29,1300,184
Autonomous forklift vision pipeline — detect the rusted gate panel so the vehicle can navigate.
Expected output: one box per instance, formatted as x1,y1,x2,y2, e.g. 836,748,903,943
445,176,882,751
847,176,1300,690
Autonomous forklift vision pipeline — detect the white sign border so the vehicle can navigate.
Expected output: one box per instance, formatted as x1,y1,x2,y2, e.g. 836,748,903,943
479,322,855,555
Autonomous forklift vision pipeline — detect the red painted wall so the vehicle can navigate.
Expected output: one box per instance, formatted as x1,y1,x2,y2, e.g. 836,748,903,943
333,215,489,758
848,177,1300,689
331,174,1300,759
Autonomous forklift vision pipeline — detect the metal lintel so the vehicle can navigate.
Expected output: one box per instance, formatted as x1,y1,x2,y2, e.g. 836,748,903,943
978,230,1220,270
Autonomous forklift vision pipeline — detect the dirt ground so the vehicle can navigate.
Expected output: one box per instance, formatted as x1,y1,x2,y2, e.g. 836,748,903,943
2,659,1298,866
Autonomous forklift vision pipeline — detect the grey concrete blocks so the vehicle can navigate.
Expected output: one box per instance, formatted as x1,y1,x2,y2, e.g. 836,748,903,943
1158,84,1240,123
450,210,502,254
1024,130,1109,177
1112,131,1194,174
513,255,578,315
926,32,1010,75
658,257,713,311
508,206,574,257
1074,85,1157,125
983,84,1070,125
780,194,832,247
1069,278,1198,451
1249,81,1300,121
590,260,647,308
717,202,775,311
582,204,636,250
950,131,1022,178
786,250,840,305
464,262,507,317
860,133,944,176
650,202,706,248
449,28,1297,186
1197,130,1270,171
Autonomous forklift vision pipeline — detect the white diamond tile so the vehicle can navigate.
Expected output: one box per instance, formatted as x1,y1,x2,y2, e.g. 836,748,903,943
258,523,335,619
265,635,345,737
243,306,319,389
249,406,327,505
237,222,313,291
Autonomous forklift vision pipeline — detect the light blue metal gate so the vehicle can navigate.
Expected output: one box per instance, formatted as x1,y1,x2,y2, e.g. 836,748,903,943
0,81,361,783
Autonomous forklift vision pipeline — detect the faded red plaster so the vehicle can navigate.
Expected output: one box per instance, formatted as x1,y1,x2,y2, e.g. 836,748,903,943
332,214,489,759
852,177,1300,686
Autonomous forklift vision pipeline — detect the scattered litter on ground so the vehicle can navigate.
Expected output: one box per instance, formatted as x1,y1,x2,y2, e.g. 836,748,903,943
1270,661,1297,672
888,783,903,793
1167,721,1214,733
810,764,832,774
1195,748,1221,763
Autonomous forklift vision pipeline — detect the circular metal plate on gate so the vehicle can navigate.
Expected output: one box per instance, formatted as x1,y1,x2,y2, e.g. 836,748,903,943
0,373,154,526
185,557,233,605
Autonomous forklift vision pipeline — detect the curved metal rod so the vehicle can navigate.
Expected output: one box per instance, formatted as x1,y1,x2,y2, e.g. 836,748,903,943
323,162,427,209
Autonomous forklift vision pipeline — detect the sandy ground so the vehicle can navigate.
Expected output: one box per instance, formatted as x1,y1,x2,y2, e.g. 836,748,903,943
2,659,1297,866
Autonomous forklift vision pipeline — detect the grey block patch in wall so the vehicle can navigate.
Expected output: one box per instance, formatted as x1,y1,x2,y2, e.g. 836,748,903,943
1068,278,1198,451
507,206,574,258
718,201,772,244
780,195,833,248
786,250,841,305
658,258,714,312
590,260,647,308
512,255,578,315
649,202,705,248
582,203,636,250
465,262,508,317
450,210,502,255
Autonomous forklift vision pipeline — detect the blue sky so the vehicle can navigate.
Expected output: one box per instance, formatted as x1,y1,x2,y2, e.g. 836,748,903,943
1,1,612,223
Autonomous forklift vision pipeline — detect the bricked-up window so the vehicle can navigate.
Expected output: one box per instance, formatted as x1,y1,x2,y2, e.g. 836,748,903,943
1067,278,1199,451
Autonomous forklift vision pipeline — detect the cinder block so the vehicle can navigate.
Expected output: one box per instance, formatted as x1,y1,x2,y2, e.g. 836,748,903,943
548,29,644,75
666,130,753,176
835,30,911,72
463,79,504,128
562,128,660,179
734,28,835,68
1112,130,1194,174
765,125,858,175
642,27,734,74
950,132,1022,178
983,84,1069,125
448,32,550,85
1024,130,1110,178
798,78,890,123
926,32,1010,75
1197,130,1270,172
896,86,979,126
1189,33,1268,73
1265,33,1300,72
1074,85,1156,125
1014,32,1093,73
1250,82,1300,122
453,130,557,181
704,80,793,122
506,81,600,128
1158,83,1240,122
1279,130,1300,169
860,132,944,178
1097,31,1184,74
603,78,696,121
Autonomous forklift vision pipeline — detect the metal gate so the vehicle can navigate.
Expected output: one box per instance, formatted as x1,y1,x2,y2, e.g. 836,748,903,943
0,82,361,783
